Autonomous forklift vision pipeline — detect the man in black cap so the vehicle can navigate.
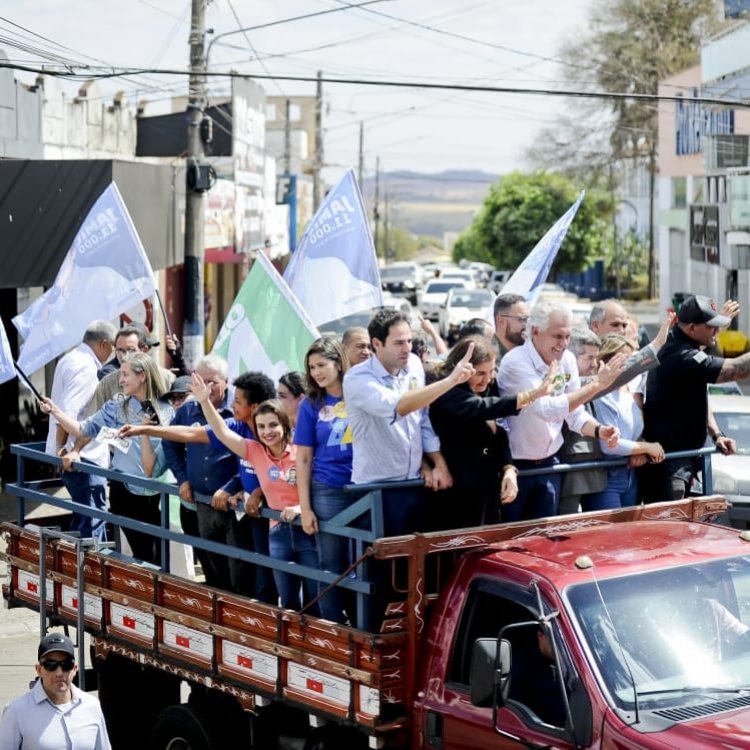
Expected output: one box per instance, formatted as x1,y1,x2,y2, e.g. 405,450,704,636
0,632,110,748
642,294,744,501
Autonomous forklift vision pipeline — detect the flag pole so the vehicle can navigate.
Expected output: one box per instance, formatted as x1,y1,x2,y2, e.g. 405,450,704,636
154,290,174,339
13,361,43,401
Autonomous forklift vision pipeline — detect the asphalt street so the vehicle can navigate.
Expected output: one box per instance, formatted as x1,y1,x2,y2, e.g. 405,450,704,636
0,491,71,710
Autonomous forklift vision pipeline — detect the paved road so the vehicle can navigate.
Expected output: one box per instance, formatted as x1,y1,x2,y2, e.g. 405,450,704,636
0,489,74,710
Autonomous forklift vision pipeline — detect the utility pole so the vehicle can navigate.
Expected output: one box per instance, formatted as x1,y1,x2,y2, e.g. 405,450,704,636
358,121,364,188
313,70,323,212
383,189,390,261
373,156,381,258
183,0,207,369
283,98,291,175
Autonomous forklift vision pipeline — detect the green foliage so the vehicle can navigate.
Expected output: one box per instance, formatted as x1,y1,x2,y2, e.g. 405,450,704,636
377,225,418,261
453,171,612,276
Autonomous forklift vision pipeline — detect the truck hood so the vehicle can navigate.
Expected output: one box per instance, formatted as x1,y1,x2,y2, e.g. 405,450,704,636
611,704,750,749
663,707,750,748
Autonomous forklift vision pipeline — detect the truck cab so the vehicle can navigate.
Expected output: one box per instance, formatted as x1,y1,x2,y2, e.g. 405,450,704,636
415,516,750,749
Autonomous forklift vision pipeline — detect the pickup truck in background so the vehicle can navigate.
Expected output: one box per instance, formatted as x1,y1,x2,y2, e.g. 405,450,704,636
8,495,750,750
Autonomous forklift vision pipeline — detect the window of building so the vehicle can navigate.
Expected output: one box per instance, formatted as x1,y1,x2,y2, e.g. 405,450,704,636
672,177,687,209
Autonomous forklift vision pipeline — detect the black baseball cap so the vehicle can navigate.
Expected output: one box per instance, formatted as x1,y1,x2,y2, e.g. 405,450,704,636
38,632,75,660
677,295,730,328
167,375,192,396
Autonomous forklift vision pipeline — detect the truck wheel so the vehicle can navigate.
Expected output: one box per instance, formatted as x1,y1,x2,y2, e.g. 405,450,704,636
150,705,212,750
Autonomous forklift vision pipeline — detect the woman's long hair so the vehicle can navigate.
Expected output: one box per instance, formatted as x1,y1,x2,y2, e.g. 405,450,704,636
118,352,169,424
304,337,348,405
438,335,496,380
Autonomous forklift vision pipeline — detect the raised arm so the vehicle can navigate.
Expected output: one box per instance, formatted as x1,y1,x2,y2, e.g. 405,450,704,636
120,423,210,443
190,372,247,458
395,342,476,416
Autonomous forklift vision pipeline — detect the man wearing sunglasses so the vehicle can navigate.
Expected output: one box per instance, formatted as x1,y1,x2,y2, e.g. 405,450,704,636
0,632,111,749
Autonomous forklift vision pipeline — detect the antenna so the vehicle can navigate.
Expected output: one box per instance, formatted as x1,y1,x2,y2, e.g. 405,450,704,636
584,565,641,725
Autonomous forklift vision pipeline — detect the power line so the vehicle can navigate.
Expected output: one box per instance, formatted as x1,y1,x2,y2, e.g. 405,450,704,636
2,61,747,109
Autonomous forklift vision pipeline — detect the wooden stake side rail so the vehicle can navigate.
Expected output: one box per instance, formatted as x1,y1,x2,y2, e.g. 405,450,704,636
0,523,409,735
0,497,727,740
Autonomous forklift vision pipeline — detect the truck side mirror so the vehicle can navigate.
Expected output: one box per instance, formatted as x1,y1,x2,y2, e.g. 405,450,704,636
470,638,512,708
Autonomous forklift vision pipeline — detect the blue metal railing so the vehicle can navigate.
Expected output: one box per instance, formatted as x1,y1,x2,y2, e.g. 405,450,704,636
4,442,717,631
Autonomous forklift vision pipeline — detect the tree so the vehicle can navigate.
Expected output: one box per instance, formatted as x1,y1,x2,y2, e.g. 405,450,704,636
453,171,611,276
527,0,721,297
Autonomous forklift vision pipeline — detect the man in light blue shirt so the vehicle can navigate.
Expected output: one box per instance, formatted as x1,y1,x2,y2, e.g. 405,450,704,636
344,308,475,536
0,632,111,749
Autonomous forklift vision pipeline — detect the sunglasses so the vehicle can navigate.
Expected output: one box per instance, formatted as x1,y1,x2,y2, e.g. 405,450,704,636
41,657,75,672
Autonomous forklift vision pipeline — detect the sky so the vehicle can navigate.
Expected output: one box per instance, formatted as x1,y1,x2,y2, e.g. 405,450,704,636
0,0,595,181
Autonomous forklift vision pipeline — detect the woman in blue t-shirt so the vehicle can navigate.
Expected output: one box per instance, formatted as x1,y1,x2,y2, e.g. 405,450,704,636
295,337,353,623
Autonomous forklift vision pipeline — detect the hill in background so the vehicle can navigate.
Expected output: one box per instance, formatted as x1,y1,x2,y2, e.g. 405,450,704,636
361,169,499,238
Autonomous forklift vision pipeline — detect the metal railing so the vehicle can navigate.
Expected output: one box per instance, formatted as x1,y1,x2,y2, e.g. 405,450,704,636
4,441,717,631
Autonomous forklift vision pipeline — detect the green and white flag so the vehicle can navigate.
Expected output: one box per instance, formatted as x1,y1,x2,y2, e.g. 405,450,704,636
212,252,319,383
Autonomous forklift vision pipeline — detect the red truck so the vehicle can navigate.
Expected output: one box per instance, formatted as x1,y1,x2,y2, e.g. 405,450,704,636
7,495,750,749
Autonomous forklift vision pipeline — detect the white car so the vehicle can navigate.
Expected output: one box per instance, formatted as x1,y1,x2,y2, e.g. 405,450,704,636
439,269,476,291
438,288,495,342
418,280,468,321
708,394,750,527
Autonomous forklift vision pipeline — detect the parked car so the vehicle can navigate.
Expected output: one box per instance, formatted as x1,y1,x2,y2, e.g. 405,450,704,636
708,393,750,527
379,262,420,305
318,296,417,339
438,287,495,342
488,269,512,294
439,269,476,291
418,279,468,321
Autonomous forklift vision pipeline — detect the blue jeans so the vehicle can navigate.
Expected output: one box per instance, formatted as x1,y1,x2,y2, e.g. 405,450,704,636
582,466,638,511
312,481,353,623
503,456,561,522
62,468,108,542
268,522,319,610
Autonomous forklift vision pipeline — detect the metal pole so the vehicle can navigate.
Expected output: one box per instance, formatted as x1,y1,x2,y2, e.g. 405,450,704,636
284,98,291,175
358,121,364,188
313,70,323,212
373,155,380,258
182,0,208,369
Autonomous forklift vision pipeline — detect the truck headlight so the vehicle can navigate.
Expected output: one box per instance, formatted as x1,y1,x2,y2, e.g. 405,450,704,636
713,471,739,495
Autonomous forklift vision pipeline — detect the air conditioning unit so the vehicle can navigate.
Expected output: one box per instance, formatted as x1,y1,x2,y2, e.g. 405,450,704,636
705,135,750,170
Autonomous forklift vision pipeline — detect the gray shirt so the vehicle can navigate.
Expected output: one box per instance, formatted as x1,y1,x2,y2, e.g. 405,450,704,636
343,352,440,484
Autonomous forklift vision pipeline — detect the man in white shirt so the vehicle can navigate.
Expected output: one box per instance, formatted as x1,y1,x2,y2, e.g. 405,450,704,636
499,301,621,521
0,632,111,750
45,320,116,541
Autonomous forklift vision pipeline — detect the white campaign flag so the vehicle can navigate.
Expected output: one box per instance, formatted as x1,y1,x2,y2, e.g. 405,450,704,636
283,168,382,325
0,318,16,385
13,183,157,373
500,191,585,299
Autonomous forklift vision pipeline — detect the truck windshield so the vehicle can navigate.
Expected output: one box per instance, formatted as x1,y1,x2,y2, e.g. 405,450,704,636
567,556,750,711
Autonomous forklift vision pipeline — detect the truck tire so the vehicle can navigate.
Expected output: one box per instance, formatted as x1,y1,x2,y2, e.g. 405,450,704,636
150,705,212,750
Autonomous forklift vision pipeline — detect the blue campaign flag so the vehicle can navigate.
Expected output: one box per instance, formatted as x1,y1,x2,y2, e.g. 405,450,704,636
500,191,585,299
0,318,16,385
283,168,383,325
13,183,157,374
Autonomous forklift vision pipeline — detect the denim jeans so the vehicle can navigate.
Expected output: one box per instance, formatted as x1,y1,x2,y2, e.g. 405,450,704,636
268,522,319,610
62,467,108,542
503,456,561,523
582,466,638,511
311,481,354,623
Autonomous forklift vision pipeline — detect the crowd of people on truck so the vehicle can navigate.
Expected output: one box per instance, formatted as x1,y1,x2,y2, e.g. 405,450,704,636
36,290,750,623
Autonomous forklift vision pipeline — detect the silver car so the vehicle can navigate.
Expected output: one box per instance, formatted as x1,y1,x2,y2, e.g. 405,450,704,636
709,393,750,527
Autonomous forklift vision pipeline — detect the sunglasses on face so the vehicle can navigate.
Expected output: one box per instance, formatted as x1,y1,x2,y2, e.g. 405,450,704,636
41,657,75,672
